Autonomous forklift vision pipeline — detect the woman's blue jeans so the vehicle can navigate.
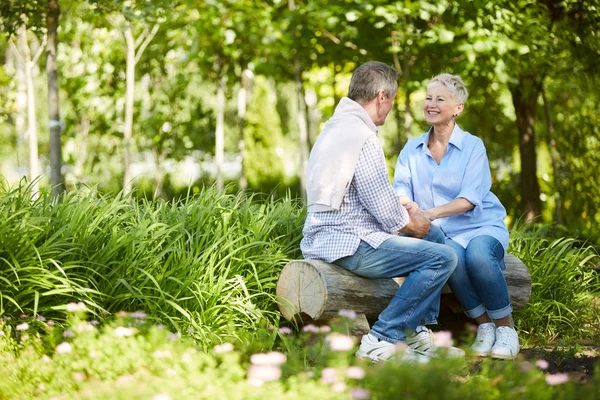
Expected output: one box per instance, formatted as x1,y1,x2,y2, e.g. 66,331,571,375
445,235,512,320
335,226,457,343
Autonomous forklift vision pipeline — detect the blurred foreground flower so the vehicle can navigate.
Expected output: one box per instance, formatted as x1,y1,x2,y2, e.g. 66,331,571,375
326,334,355,351
214,342,234,353
302,324,319,333
433,331,453,348
338,309,357,320
545,373,569,385
278,326,292,334
114,327,135,337
250,351,287,366
16,323,29,331
536,359,549,370
66,302,87,313
56,342,73,354
351,388,370,399
321,367,338,384
346,366,366,380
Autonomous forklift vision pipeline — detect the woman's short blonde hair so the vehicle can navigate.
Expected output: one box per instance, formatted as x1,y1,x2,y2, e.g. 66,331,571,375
428,73,468,104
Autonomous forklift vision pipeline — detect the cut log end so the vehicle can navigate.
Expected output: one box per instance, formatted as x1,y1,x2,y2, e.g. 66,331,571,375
276,260,327,321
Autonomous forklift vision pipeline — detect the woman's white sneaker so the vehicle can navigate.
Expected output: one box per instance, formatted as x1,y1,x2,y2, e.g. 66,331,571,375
470,322,496,356
490,326,520,360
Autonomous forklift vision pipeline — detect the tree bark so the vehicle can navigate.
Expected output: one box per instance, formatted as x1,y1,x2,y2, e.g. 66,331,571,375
215,71,226,191
123,25,135,195
510,75,543,222
237,69,253,191
277,256,531,323
541,84,561,224
47,0,64,197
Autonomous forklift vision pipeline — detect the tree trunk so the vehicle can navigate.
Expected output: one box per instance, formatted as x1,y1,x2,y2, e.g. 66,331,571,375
238,69,252,191
123,25,135,195
215,72,226,191
47,0,64,197
510,75,543,222
18,26,40,196
153,149,166,199
9,41,27,169
294,59,309,201
541,84,561,224
277,256,531,323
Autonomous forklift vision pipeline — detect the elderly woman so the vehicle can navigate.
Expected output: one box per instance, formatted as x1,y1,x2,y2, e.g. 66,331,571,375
392,73,519,359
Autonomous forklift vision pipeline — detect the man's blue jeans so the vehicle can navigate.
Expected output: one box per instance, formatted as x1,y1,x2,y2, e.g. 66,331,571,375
445,236,512,320
335,226,457,343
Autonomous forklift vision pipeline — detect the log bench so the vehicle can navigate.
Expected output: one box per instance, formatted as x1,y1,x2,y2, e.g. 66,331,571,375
276,255,531,336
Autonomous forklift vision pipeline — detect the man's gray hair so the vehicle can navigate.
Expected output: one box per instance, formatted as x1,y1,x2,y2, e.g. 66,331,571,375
428,73,469,104
348,61,398,105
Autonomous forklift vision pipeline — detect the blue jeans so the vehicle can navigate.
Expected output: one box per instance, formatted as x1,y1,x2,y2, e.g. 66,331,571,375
445,236,512,320
335,226,457,343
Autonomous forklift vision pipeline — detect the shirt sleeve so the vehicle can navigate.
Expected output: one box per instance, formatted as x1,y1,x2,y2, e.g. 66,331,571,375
392,145,414,200
457,140,492,218
353,136,410,233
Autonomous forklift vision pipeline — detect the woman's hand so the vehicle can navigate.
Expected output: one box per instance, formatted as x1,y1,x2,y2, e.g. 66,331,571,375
423,209,437,221
403,200,421,213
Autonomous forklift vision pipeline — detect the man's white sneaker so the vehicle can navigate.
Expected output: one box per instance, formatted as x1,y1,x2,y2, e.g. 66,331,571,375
355,334,429,363
490,326,520,360
470,322,496,356
406,326,465,358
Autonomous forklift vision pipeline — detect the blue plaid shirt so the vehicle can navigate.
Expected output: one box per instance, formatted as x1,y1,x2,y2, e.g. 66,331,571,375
301,135,410,263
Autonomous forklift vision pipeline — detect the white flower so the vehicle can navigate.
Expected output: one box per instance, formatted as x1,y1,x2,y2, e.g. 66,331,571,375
302,324,319,333
66,302,87,312
326,334,355,351
16,322,29,331
250,351,287,366
332,382,347,392
321,367,338,384
56,342,73,354
351,388,370,399
247,365,282,383
214,342,234,354
278,326,292,334
130,311,147,319
114,326,135,337
76,322,94,332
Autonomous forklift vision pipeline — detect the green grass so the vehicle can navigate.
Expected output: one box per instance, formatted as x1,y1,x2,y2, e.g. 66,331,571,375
510,222,600,344
0,182,304,349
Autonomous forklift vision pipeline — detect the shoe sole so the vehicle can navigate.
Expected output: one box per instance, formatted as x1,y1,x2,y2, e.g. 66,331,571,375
490,352,518,360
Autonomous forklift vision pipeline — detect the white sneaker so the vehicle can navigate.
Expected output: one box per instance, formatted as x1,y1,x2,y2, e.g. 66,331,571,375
406,326,465,358
470,323,496,356
490,326,520,360
355,334,429,363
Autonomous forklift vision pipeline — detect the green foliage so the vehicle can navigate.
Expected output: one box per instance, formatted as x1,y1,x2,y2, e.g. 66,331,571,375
510,222,600,344
0,312,598,400
0,183,305,348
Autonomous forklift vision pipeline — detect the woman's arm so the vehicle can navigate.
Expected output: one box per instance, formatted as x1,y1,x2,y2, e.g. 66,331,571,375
424,198,474,221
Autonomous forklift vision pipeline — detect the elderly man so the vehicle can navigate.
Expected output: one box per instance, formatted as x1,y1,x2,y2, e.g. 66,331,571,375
300,61,462,362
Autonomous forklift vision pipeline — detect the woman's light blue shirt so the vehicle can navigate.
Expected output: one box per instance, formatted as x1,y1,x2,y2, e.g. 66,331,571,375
393,124,509,253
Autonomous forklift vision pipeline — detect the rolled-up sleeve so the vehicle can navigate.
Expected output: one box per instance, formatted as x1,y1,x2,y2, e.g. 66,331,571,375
457,141,492,218
354,136,409,233
393,147,414,200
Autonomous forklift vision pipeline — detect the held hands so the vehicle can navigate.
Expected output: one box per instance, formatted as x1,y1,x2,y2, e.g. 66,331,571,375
400,206,431,239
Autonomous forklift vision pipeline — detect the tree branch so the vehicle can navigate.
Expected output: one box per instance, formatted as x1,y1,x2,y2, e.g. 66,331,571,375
134,24,159,65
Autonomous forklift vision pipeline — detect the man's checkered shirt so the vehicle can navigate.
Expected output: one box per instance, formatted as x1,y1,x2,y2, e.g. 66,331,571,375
300,135,410,263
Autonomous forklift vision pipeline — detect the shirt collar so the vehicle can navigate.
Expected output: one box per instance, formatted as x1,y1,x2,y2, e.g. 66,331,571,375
415,124,467,151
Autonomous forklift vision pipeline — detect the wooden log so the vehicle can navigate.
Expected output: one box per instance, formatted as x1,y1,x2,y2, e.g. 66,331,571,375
276,254,531,323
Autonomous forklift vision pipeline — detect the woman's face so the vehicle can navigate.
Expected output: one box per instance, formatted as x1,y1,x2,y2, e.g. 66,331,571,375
423,84,463,125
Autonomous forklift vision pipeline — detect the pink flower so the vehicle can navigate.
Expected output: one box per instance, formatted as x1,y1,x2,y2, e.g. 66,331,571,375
433,331,453,348
351,388,370,399
0,331,5,336
321,367,338,384
278,326,292,334
326,334,355,351
72,372,85,382
536,359,549,370
16,322,29,331
545,373,569,385
56,342,73,354
302,324,319,333
319,325,332,333
130,311,147,319
346,366,366,380
20,335,29,341
47,320,55,327
63,330,75,338
338,309,357,320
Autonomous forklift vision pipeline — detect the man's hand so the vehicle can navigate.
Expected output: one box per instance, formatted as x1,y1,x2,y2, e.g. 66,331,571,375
399,207,431,238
